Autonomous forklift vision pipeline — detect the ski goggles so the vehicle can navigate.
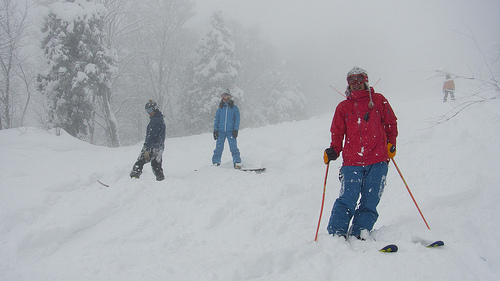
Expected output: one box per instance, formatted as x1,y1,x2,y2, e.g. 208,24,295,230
347,74,368,85
146,107,155,114
221,93,232,98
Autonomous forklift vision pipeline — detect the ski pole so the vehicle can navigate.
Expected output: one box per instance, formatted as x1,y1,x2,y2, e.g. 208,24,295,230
391,158,431,230
315,163,330,241
329,85,346,98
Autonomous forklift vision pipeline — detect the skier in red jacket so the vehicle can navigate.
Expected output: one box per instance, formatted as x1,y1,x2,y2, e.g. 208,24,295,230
442,74,455,102
324,66,398,240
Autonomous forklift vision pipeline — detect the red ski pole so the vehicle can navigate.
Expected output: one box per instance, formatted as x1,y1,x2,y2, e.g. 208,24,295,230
315,163,330,241
329,85,346,98
391,158,431,230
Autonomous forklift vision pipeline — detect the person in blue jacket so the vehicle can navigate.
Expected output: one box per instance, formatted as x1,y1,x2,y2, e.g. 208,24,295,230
130,100,166,181
212,90,242,169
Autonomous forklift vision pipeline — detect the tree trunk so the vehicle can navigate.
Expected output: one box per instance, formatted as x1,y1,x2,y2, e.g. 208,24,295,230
102,91,120,147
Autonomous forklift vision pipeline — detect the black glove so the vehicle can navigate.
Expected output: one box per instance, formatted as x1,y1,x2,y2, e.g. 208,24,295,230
324,147,338,164
232,130,238,138
213,130,219,140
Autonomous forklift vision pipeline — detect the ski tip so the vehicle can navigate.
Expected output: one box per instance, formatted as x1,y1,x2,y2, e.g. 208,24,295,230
427,240,444,248
379,244,398,253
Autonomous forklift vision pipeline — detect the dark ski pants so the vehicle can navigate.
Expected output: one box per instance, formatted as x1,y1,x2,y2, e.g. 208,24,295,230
131,147,164,179
212,131,241,164
327,161,388,237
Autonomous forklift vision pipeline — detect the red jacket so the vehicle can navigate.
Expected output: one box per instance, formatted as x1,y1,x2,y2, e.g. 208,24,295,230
443,80,455,90
330,87,398,166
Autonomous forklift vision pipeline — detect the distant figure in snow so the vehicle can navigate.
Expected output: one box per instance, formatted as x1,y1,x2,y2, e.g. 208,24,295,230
130,100,166,181
212,89,242,169
443,74,455,102
323,66,398,240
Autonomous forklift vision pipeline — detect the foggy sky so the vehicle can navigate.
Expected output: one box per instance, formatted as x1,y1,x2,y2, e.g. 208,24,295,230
193,0,500,110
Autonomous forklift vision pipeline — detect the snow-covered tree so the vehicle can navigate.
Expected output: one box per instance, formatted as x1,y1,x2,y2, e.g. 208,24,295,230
95,0,196,141
135,0,195,137
37,0,117,143
183,11,242,135
230,21,307,127
265,72,307,124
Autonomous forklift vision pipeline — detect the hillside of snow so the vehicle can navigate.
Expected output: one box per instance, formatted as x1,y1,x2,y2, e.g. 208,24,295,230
1,89,499,280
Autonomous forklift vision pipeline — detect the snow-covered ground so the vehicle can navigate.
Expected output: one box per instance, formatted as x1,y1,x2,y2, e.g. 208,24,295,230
1,89,499,280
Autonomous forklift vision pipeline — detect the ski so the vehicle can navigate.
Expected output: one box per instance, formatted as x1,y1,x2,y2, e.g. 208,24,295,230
379,240,444,253
379,244,398,253
426,240,444,248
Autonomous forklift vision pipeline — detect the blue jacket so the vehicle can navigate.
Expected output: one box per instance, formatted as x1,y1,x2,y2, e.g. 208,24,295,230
144,110,166,150
213,101,240,132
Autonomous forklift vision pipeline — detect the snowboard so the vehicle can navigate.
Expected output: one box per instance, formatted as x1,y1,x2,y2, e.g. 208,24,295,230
239,167,266,173
195,166,266,173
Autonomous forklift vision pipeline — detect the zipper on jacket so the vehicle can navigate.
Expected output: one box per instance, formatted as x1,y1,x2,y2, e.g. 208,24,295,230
354,101,366,164
224,104,228,132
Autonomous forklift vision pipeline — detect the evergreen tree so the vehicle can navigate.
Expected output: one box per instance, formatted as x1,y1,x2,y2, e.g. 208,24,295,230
183,11,242,135
37,0,117,142
266,72,307,124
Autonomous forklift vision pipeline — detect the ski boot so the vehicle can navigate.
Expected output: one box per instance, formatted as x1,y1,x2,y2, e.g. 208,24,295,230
153,166,164,181
130,165,142,179
333,233,347,240
155,174,165,181
234,163,242,169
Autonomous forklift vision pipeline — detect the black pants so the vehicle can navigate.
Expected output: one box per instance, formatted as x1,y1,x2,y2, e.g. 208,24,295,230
131,147,164,179
443,89,455,102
